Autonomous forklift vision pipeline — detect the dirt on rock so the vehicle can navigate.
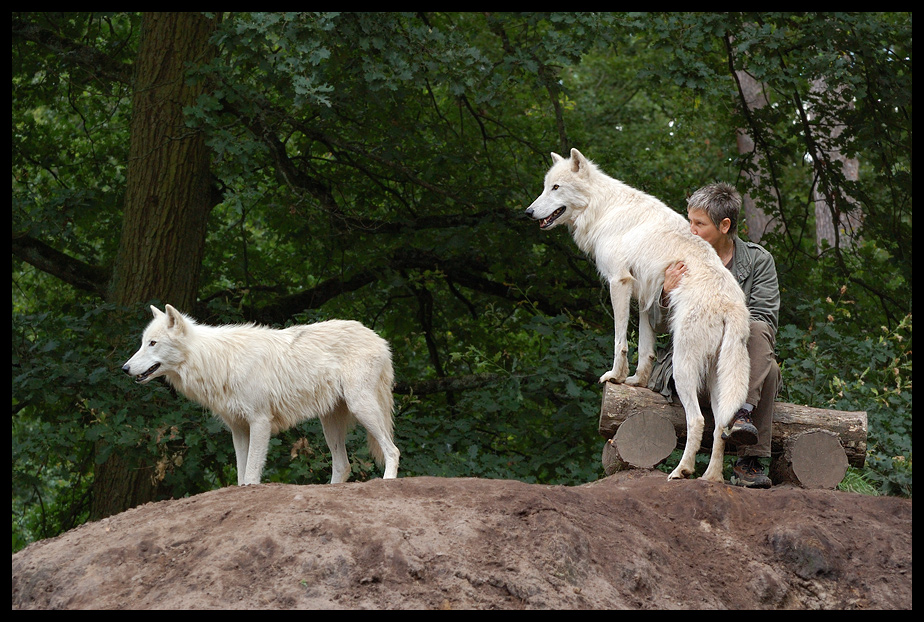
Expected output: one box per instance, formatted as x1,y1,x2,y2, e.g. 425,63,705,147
11,471,912,610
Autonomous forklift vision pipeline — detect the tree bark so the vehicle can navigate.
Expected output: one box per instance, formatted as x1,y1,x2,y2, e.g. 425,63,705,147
91,12,220,521
109,12,219,310
808,77,863,252
734,69,781,243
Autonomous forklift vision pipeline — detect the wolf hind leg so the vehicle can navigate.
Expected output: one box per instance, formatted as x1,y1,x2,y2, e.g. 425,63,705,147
321,402,352,484
700,377,733,482
701,425,727,483
346,391,400,480
668,362,705,480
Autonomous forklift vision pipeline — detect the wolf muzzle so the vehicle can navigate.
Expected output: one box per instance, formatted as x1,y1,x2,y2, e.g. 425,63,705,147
122,362,161,383
526,205,566,229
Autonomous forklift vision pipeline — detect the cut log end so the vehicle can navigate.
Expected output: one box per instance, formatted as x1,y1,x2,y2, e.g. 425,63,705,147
611,412,676,469
771,429,850,489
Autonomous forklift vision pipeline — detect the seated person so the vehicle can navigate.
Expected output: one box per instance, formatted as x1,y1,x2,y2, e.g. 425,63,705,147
647,183,781,488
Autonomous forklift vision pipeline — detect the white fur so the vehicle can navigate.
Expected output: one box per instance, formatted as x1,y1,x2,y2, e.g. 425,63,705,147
122,305,400,485
526,149,750,482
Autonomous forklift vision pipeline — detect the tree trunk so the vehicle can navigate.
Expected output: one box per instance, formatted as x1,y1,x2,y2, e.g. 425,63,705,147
110,12,219,310
808,77,863,252
91,12,220,521
734,69,780,243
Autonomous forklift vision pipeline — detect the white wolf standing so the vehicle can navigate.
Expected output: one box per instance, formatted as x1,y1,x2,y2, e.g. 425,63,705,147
122,304,400,485
526,149,750,482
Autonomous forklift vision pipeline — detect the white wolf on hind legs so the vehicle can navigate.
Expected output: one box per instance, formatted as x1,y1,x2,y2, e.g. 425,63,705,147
122,304,400,485
526,149,751,482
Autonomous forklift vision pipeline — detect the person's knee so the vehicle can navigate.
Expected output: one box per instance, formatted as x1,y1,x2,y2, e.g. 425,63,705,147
749,320,773,341
767,358,781,395
748,320,775,355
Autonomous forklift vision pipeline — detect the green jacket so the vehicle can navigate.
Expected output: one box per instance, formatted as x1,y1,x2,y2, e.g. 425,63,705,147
646,237,780,399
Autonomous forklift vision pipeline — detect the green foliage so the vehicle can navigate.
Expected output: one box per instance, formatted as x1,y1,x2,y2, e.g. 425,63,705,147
13,304,123,547
664,13,909,312
777,292,912,496
393,311,609,484
12,13,136,268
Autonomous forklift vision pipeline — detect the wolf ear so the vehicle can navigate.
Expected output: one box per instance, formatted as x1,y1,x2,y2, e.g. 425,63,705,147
569,148,588,174
164,304,185,332
150,305,164,318
550,152,564,163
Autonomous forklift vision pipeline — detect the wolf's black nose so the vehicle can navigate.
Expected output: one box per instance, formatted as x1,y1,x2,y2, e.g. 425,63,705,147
121,364,131,375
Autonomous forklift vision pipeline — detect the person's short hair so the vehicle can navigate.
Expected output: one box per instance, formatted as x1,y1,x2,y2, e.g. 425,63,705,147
687,182,742,235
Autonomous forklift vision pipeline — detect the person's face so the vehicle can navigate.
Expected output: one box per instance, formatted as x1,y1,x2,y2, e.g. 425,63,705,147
687,207,730,250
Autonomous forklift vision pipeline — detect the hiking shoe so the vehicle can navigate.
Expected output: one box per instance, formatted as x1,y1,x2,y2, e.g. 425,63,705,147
730,457,772,489
722,408,759,446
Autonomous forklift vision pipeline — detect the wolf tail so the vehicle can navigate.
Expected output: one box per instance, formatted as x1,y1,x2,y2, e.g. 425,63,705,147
712,307,751,430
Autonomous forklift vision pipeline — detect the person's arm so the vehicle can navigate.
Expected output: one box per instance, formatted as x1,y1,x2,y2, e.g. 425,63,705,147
651,261,686,331
746,250,780,335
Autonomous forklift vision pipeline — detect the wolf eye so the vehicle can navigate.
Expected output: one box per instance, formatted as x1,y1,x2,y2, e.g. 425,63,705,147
149,340,157,347
552,184,559,190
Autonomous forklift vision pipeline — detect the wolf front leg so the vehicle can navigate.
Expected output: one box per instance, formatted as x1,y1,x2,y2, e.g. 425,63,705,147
229,424,250,486
242,417,272,485
599,275,633,384
321,403,352,484
625,307,656,386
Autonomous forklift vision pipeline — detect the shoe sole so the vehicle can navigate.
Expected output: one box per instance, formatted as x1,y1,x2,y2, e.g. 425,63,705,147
722,423,758,446
730,474,772,489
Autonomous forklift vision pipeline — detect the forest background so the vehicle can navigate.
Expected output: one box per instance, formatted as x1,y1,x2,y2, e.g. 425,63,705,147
12,12,911,553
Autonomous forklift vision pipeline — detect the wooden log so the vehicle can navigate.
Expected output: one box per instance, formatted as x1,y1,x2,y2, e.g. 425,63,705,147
606,412,676,471
769,429,850,489
601,437,627,476
599,382,867,469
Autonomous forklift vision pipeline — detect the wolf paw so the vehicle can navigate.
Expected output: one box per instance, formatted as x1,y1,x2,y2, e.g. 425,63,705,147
701,471,725,484
624,372,650,387
667,465,693,480
599,370,627,384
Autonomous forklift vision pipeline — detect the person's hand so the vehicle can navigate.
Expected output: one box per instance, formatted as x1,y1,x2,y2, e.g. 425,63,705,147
661,261,687,304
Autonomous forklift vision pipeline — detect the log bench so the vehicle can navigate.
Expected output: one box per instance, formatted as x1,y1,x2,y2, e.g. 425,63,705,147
598,382,867,489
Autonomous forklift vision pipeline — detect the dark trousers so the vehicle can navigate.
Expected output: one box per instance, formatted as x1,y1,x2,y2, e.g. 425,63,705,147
739,321,780,459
